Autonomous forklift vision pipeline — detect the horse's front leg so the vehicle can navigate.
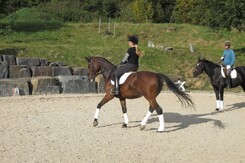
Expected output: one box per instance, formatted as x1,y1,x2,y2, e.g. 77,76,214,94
93,93,114,127
213,86,225,111
213,86,220,111
219,87,225,111
120,98,128,128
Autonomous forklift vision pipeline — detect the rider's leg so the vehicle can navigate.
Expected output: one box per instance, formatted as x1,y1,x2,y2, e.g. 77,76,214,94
111,66,124,95
226,67,231,88
111,75,120,95
111,64,135,95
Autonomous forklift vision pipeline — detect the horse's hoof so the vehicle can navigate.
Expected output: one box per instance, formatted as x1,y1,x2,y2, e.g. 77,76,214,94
156,130,164,133
122,123,127,128
140,125,146,130
215,108,224,112
93,119,98,127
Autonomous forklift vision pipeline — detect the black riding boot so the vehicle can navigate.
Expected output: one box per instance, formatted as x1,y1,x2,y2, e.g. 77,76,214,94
226,75,231,89
111,76,120,95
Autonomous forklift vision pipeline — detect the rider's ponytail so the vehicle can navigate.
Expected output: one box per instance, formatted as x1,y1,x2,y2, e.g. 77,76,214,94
135,45,143,57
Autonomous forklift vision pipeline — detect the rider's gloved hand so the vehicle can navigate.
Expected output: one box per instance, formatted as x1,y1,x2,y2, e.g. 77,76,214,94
220,57,224,61
226,65,231,69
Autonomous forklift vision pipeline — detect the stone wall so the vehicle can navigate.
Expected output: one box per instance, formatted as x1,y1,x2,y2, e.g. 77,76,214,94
0,49,101,96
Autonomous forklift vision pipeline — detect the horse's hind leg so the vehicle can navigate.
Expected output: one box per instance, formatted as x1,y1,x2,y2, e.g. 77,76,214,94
156,105,164,132
141,99,165,132
140,107,154,130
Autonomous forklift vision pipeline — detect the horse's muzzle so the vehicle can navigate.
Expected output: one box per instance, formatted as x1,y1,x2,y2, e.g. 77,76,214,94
193,71,199,77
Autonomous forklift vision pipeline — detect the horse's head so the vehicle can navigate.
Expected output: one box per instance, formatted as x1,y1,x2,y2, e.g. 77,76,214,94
85,56,101,80
193,58,205,77
85,56,115,81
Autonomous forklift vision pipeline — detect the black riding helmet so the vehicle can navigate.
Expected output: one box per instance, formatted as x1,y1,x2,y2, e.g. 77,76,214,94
128,35,138,45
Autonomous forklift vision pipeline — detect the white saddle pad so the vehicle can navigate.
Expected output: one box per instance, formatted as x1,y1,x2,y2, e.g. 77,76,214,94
221,67,237,79
111,72,135,85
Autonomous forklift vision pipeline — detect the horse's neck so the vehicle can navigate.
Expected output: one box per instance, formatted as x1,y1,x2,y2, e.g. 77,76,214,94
100,64,115,80
204,62,220,77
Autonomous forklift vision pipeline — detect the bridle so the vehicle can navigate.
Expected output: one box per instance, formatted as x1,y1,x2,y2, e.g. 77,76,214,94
194,61,204,76
88,60,116,78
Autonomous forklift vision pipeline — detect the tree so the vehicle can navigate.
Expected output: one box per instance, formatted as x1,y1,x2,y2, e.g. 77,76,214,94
152,0,175,23
102,0,119,18
172,0,245,31
130,0,153,23
172,0,197,23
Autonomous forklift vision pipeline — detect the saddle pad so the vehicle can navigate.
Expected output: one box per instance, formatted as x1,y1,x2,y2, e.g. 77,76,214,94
221,67,237,79
231,70,237,78
111,72,135,85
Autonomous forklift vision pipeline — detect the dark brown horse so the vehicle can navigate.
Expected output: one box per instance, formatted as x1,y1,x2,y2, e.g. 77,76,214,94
85,56,194,132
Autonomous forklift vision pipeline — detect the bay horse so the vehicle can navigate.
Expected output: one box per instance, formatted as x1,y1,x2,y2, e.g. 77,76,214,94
85,56,194,132
193,58,245,111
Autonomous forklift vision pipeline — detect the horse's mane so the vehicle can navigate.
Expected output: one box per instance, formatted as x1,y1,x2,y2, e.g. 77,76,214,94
92,56,115,66
200,59,220,68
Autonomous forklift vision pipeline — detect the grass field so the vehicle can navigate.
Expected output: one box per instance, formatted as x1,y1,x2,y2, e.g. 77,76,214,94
0,8,244,91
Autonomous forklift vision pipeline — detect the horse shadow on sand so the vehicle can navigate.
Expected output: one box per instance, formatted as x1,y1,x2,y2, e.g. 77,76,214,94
145,111,224,132
225,102,245,111
146,102,245,132
98,111,225,132
98,102,244,132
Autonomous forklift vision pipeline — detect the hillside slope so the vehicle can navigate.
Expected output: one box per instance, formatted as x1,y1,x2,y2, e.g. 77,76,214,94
0,12,244,90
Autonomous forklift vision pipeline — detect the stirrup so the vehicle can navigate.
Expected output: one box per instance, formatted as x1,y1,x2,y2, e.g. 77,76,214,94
110,88,120,95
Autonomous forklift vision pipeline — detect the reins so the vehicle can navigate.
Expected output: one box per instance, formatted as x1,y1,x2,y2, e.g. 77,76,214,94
89,57,117,78
98,65,117,75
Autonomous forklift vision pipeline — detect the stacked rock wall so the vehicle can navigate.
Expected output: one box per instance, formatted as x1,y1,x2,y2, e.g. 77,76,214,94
0,49,103,97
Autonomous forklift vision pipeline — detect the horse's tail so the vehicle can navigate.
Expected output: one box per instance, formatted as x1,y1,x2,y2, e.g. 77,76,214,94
156,73,195,108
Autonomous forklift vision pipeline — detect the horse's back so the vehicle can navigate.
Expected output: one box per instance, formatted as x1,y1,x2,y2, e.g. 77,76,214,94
136,71,159,80
135,71,162,90
124,71,158,84
235,66,245,79
236,66,245,72
124,71,160,88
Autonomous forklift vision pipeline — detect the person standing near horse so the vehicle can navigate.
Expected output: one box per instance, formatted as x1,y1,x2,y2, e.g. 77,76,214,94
111,35,142,95
221,41,236,88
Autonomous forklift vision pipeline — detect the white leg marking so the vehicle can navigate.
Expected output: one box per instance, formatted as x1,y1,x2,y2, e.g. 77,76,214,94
123,113,129,124
94,109,100,119
158,114,165,132
216,100,220,109
141,111,152,126
219,101,224,111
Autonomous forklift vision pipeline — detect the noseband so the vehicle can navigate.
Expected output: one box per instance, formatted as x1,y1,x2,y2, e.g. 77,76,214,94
195,62,204,73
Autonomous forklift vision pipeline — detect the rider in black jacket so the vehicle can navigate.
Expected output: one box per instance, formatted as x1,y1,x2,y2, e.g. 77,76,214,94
111,35,142,95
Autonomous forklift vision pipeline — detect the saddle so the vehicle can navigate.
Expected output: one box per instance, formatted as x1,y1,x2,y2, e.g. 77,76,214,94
110,72,136,85
221,66,237,79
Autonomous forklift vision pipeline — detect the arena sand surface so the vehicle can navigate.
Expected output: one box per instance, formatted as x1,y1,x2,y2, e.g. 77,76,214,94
0,91,244,163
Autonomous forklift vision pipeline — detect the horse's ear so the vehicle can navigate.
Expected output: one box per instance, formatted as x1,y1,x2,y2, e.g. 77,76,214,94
85,56,91,62
197,56,206,61
197,56,201,61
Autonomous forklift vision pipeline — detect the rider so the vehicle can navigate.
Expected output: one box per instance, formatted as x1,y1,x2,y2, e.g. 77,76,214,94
111,35,142,95
221,40,236,88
